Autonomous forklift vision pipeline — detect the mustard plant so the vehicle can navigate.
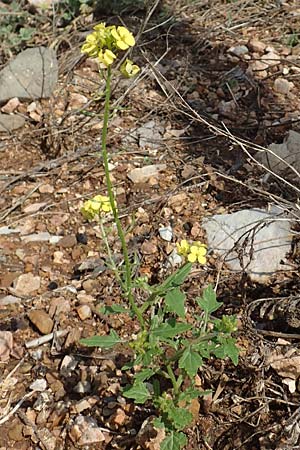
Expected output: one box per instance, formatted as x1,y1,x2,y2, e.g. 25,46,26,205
80,23,239,450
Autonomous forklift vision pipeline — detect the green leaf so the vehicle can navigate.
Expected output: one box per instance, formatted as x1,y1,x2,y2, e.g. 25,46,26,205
134,368,157,383
80,329,122,348
214,337,239,366
151,319,192,339
196,285,222,314
158,263,192,292
123,381,151,404
99,304,129,314
178,347,203,377
165,288,186,318
161,431,187,450
167,406,193,430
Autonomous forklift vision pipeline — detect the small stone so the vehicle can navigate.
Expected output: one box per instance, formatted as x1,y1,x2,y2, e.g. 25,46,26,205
49,297,70,317
28,310,54,334
127,164,167,184
58,235,77,248
64,328,82,348
39,184,54,194
73,399,91,414
228,45,249,57
48,281,58,290
30,378,47,391
76,233,88,245
248,38,266,53
23,202,47,214
77,304,92,321
251,60,269,72
69,415,105,446
1,97,21,113
82,279,96,292
74,380,92,394
13,273,41,296
262,51,280,67
141,240,158,255
274,77,293,95
109,408,127,427
158,226,173,242
60,355,78,376
53,251,68,264
49,236,61,244
166,249,182,268
0,331,13,362
69,93,88,109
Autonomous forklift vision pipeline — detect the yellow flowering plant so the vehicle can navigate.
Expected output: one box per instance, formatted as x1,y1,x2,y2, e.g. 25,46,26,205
81,22,140,74
177,239,207,264
80,23,239,450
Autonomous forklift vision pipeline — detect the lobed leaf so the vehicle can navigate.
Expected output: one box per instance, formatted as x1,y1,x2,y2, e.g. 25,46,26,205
123,381,151,404
161,431,187,450
196,285,223,314
165,288,186,318
178,347,203,377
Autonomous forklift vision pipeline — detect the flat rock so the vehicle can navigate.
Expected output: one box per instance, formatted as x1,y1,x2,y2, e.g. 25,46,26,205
127,164,166,183
255,130,300,179
13,273,41,295
137,120,164,149
202,207,292,283
28,310,54,334
0,113,25,132
0,47,58,103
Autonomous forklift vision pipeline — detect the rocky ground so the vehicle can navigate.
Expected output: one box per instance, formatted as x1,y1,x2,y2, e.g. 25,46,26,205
1,1,300,449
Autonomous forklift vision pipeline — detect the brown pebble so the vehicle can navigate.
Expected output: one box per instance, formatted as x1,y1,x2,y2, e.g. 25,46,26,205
28,309,54,334
58,235,77,248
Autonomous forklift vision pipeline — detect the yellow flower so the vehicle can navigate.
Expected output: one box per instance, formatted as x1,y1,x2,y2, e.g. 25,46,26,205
111,26,135,50
177,239,190,257
187,243,207,264
98,49,117,66
81,195,112,221
120,59,140,78
81,32,99,57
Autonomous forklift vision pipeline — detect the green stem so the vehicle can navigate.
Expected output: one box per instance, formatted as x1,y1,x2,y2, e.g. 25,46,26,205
99,219,124,289
166,364,179,396
101,66,144,329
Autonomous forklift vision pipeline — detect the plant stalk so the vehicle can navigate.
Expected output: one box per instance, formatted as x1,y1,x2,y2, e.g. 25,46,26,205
101,66,144,329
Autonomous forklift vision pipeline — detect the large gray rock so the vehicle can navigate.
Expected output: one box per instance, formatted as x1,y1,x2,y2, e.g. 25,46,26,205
0,113,25,132
0,47,58,103
202,207,292,282
255,130,300,180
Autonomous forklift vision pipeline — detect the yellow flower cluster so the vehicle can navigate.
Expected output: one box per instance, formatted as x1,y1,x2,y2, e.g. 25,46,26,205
177,239,207,264
81,195,112,221
81,22,140,77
